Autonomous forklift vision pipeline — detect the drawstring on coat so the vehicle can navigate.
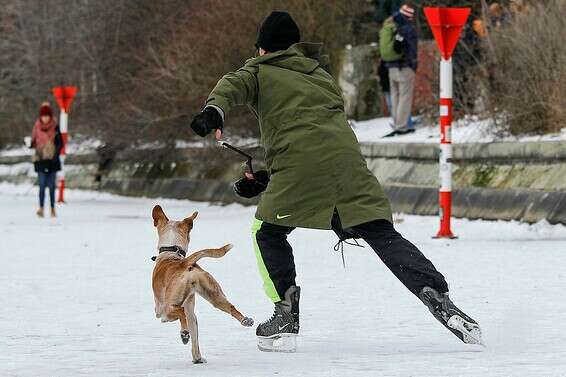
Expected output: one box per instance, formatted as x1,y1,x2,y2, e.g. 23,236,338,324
333,238,364,268
331,209,364,269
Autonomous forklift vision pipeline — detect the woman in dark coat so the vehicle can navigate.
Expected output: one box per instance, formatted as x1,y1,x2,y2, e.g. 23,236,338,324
31,103,62,217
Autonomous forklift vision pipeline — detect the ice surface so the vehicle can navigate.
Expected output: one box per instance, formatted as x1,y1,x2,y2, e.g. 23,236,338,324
1,183,566,377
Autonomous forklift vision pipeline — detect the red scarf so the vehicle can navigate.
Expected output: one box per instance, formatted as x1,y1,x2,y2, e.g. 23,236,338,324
32,118,57,149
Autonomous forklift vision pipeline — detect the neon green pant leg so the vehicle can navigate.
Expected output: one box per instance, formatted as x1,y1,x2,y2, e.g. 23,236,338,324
251,218,280,303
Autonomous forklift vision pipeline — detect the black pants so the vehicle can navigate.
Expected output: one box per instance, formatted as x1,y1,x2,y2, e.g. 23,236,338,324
253,218,448,302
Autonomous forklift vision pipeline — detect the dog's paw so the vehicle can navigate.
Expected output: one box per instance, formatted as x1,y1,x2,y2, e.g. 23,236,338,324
180,330,190,344
241,317,254,327
192,357,207,364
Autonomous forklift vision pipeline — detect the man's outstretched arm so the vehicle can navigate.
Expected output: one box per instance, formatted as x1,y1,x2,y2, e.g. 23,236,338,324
191,66,258,139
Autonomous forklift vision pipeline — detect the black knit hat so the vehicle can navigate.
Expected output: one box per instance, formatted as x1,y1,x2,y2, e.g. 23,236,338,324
256,11,300,52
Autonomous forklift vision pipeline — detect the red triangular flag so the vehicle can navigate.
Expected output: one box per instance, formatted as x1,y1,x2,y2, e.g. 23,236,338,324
52,86,78,113
424,7,471,60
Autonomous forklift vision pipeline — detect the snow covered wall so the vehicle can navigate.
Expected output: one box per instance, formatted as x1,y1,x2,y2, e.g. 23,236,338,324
1,141,566,224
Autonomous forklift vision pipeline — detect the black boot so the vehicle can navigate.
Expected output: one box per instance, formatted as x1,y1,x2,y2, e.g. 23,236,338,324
420,286,483,345
256,286,300,352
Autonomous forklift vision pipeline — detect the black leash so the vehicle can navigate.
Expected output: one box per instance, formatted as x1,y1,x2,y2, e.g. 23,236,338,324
218,141,255,174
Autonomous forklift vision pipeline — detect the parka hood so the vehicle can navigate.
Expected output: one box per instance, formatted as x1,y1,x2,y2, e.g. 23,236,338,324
248,42,328,74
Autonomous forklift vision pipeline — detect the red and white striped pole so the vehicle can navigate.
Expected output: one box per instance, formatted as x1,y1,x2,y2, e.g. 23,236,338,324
52,86,77,203
58,110,69,203
437,58,456,238
424,7,470,239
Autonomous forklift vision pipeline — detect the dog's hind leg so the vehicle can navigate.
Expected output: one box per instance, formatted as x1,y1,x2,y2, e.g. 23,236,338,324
183,294,205,364
196,271,254,327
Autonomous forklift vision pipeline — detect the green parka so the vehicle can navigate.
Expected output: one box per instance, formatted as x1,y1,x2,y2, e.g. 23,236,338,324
206,42,392,229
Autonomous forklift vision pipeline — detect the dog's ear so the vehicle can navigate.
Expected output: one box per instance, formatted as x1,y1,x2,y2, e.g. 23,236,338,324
183,211,198,230
152,205,169,227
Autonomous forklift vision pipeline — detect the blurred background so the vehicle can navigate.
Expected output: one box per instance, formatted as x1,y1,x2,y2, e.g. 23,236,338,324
2,0,563,150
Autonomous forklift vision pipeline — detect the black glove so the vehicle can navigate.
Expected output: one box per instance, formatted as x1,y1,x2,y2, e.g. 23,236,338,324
234,170,270,198
190,107,223,137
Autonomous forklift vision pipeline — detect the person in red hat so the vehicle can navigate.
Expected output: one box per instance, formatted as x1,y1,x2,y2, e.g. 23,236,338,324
30,102,62,218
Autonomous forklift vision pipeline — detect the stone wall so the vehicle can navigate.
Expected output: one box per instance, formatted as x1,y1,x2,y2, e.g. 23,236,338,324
360,141,566,225
0,147,263,206
2,141,565,225
361,141,566,191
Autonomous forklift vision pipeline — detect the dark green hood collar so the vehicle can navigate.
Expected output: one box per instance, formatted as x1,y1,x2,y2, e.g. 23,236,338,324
248,42,328,74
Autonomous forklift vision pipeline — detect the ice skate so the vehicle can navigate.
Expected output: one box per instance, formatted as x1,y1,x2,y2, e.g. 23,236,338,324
256,286,300,353
420,286,483,345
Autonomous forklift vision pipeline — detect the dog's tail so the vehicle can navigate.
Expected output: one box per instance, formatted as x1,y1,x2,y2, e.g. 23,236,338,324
185,244,233,265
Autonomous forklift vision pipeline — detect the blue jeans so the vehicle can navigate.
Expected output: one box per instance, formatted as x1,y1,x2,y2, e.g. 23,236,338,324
384,91,414,129
38,171,57,208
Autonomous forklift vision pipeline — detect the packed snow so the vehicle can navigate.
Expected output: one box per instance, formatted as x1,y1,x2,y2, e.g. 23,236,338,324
0,136,103,158
351,116,566,144
0,136,259,158
1,183,566,377
4,115,566,159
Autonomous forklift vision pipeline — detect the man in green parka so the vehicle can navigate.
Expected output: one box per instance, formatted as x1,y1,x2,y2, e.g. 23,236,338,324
190,11,482,351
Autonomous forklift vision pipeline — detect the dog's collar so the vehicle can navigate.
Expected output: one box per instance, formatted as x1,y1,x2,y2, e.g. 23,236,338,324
151,246,187,261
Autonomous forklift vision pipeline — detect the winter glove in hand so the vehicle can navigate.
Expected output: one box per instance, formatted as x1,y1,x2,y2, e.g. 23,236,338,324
234,170,270,198
190,107,223,137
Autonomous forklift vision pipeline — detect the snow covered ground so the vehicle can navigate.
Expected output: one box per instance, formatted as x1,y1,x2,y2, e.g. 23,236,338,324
0,136,258,158
4,116,566,159
1,183,566,377
0,136,103,158
351,116,566,144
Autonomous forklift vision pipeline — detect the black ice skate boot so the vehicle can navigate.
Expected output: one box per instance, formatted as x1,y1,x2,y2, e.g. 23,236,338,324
256,286,300,352
420,286,483,345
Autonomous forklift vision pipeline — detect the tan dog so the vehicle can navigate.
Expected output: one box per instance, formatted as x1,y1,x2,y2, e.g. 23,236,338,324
151,205,253,364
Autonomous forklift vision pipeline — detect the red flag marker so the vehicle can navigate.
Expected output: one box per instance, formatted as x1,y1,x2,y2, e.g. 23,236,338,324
424,8,470,239
52,86,78,203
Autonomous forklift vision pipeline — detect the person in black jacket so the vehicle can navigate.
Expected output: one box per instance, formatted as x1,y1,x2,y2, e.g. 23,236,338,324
31,103,62,218
382,5,418,137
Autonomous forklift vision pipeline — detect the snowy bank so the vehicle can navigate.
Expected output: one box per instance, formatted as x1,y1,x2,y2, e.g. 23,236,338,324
351,116,566,144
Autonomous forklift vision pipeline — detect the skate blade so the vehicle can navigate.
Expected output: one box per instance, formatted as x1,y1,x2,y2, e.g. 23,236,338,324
257,334,297,353
447,315,484,346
